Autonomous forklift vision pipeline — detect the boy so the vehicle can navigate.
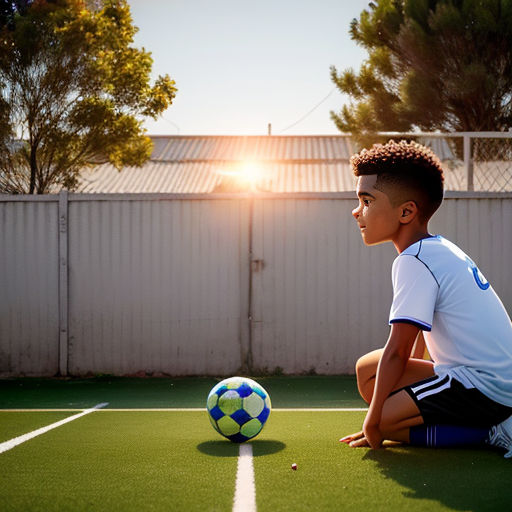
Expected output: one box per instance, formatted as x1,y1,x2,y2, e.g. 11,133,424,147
340,140,512,456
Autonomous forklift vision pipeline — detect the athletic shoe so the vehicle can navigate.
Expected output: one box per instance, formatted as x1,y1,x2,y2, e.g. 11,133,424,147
488,415,512,458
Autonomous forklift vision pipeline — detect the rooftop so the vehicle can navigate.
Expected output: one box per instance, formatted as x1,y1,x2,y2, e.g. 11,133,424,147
76,134,501,193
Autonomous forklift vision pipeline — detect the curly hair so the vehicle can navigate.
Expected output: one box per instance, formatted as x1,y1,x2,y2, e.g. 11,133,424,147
351,140,445,221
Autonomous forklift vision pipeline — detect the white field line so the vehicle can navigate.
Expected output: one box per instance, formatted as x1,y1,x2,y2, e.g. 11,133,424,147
1,407,368,412
0,402,109,454
233,443,256,512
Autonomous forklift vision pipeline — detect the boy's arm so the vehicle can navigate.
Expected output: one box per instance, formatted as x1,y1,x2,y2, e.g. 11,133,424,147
411,330,426,359
363,322,419,449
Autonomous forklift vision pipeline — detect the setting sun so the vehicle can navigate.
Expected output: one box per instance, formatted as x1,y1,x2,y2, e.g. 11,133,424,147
240,161,262,188
215,160,266,192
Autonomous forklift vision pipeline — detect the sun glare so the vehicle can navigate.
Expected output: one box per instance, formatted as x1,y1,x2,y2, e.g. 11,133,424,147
216,160,264,192
240,161,261,187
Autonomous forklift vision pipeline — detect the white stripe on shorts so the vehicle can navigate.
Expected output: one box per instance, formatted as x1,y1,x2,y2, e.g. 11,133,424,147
411,374,452,401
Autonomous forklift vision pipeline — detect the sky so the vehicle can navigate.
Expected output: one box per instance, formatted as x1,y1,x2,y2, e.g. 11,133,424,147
128,0,371,136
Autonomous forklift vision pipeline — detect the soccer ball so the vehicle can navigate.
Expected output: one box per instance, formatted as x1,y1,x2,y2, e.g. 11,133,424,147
206,376,271,443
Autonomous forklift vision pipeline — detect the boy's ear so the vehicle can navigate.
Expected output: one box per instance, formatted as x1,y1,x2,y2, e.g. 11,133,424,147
399,200,418,224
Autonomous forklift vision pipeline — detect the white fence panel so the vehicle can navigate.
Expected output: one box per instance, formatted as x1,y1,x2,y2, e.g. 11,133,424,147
250,197,395,374
0,199,60,375
0,193,510,377
67,197,250,376
250,194,512,374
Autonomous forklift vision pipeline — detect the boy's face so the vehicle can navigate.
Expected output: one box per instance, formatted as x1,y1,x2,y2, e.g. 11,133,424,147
352,175,403,246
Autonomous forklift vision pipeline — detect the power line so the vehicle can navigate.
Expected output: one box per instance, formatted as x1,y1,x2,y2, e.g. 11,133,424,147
162,116,180,134
279,87,336,134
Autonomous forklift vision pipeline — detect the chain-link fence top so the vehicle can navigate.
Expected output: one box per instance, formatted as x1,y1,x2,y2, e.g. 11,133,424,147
418,135,512,192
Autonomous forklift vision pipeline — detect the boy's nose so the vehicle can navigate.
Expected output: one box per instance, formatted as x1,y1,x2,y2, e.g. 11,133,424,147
352,206,360,219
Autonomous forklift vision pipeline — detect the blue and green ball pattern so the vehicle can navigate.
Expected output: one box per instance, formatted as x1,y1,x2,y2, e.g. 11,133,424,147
206,377,271,443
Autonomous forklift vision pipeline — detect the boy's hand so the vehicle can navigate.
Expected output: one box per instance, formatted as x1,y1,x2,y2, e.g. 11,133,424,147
339,431,363,444
340,419,384,449
339,431,370,447
362,409,384,449
339,428,383,449
363,422,383,449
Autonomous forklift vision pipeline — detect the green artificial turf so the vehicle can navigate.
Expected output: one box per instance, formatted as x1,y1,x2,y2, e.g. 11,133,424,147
0,375,365,409
1,378,512,511
0,412,75,443
0,411,237,512
255,411,512,511
2,409,511,511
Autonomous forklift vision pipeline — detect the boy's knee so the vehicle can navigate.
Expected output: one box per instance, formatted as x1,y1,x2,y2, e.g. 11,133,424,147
355,349,382,379
355,350,382,404
355,355,365,377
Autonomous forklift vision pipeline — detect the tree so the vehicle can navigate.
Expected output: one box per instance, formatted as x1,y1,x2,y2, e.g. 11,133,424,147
330,0,512,140
0,0,177,194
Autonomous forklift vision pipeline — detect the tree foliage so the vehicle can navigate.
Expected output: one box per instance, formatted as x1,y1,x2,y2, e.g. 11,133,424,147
0,0,177,194
330,0,512,139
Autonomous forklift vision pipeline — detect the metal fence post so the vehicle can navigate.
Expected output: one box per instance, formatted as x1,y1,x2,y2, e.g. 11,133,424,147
58,190,69,376
463,134,474,191
245,195,255,373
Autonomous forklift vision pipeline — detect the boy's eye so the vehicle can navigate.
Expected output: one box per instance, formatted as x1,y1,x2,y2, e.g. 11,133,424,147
362,199,370,206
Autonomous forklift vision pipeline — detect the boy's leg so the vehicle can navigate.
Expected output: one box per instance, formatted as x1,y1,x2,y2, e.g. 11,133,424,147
356,348,434,404
378,389,424,443
352,350,511,450
354,385,491,446
346,349,434,446
379,376,512,448
347,388,423,446
378,393,491,446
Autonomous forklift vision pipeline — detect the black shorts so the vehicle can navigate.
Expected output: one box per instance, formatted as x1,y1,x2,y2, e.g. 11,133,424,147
400,374,512,428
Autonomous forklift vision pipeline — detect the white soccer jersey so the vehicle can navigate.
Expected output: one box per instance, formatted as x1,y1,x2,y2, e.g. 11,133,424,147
389,235,512,407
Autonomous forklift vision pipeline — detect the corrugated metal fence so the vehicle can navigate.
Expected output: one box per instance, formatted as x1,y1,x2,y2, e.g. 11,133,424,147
1,192,511,377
